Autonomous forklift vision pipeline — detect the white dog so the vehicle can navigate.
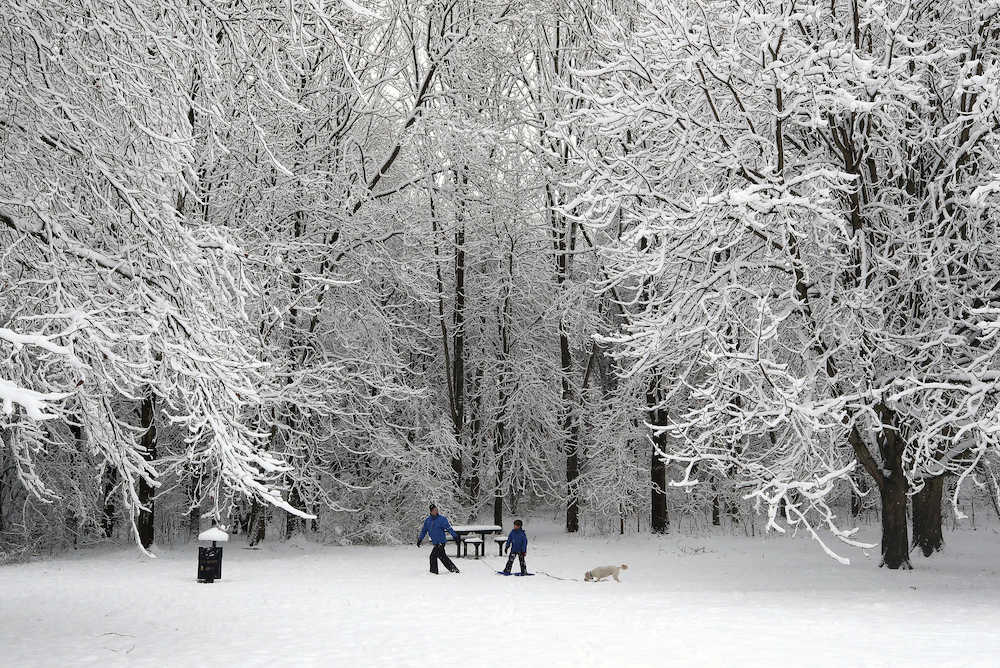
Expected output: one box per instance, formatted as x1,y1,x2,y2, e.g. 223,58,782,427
584,563,628,582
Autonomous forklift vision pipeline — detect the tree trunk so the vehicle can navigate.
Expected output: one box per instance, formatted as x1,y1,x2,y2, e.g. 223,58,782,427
450,190,467,486
650,432,668,534
467,365,484,501
247,499,266,547
187,468,201,540
493,488,503,527
879,473,912,569
64,421,85,547
493,422,505,528
559,375,580,534
646,377,669,534
136,394,156,550
286,485,305,538
565,441,580,532
101,466,117,538
911,476,944,557
561,324,580,533
494,242,515,530
547,174,580,534
850,473,866,518
724,498,740,520
874,404,911,569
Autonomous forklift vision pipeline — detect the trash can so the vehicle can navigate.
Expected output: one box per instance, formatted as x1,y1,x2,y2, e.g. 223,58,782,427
197,526,229,583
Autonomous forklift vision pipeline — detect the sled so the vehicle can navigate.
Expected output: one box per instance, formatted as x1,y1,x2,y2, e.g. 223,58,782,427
496,571,535,576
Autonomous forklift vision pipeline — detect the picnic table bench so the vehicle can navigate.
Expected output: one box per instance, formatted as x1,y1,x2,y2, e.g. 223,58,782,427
450,524,502,558
462,536,483,558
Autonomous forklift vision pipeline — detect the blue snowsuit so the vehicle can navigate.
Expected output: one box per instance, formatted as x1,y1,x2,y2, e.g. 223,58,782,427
418,514,459,545
505,527,528,553
418,513,460,574
503,527,528,575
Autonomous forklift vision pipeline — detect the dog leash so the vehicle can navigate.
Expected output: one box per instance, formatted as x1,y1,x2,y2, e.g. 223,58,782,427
536,570,582,582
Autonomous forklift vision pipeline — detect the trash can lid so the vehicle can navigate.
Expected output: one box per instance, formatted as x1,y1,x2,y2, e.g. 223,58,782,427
197,527,229,542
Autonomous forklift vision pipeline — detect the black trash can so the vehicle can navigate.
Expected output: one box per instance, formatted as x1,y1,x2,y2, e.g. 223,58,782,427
196,526,229,583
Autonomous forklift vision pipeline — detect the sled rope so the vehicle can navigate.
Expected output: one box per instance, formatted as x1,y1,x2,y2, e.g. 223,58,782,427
478,556,581,582
470,552,582,581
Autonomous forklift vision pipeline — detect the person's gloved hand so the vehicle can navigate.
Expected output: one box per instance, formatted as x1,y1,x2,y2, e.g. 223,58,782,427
504,546,509,555
416,540,422,548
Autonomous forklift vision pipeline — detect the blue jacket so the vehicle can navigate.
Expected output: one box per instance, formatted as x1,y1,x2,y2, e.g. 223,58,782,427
505,527,528,553
419,514,459,545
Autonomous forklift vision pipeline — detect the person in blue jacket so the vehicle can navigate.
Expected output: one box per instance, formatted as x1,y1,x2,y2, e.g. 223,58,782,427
417,504,461,574
502,519,528,575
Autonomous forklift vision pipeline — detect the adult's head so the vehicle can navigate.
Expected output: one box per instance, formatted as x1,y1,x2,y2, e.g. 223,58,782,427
429,504,438,516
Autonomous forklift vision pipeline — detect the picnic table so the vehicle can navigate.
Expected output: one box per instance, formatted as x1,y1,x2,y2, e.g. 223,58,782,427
450,524,502,557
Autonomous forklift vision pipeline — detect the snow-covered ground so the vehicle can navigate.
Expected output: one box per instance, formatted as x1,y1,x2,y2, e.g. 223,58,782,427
3,519,1000,667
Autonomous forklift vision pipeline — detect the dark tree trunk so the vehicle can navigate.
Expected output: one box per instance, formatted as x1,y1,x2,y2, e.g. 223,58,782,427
646,378,669,534
650,432,668,534
875,404,911,569
494,243,515,530
879,473,911,569
493,420,505,528
188,504,200,539
712,489,721,526
850,474,865,518
137,394,156,550
561,325,580,533
64,422,85,547
565,451,580,532
493,488,503,527
724,498,740,519
286,485,305,538
101,466,117,538
187,468,201,539
0,458,5,533
912,476,944,557
547,175,580,533
187,513,199,540
467,365,484,501
247,499,266,547
450,190,467,485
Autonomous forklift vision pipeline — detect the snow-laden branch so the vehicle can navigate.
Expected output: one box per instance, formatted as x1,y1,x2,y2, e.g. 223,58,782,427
0,379,68,420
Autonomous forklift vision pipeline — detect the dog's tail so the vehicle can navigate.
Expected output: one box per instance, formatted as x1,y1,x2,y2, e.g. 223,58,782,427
620,564,629,570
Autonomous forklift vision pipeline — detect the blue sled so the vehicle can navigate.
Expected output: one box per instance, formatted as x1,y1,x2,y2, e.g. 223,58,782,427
496,571,535,576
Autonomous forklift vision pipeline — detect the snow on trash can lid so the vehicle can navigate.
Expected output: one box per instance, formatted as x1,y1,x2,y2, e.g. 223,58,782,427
198,527,229,542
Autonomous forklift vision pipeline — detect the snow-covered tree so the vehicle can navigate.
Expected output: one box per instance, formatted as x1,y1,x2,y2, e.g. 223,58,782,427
569,0,1000,567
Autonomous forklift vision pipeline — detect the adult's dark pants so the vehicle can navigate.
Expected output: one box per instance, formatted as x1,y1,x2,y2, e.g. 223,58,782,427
503,551,527,575
430,542,458,574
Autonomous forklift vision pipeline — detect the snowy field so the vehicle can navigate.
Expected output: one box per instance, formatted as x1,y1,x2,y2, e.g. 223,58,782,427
3,520,1000,667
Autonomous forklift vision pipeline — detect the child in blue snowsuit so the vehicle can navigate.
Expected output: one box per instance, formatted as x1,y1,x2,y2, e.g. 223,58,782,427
503,519,528,575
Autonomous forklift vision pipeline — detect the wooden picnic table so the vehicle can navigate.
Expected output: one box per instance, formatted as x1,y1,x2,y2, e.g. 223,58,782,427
450,524,502,557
